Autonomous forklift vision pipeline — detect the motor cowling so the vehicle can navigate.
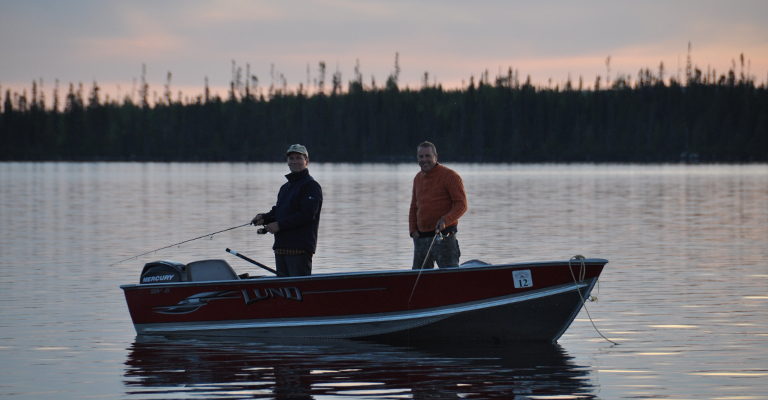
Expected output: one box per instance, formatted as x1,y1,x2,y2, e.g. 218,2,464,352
139,260,186,284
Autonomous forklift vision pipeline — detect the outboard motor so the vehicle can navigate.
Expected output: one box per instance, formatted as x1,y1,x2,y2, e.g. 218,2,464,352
139,260,186,284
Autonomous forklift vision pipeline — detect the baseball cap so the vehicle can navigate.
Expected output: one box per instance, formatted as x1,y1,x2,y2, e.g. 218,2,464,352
285,144,308,157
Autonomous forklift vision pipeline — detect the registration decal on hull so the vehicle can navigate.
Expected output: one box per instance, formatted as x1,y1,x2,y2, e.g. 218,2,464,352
512,270,533,288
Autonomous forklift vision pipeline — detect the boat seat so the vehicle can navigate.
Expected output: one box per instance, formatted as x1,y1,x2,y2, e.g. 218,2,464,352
185,259,239,282
460,259,491,267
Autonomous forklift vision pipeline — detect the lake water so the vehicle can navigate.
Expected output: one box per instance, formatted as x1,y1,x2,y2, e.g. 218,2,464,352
1,162,767,399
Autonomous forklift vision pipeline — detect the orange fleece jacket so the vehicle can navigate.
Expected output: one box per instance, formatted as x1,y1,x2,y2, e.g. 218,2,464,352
409,163,468,234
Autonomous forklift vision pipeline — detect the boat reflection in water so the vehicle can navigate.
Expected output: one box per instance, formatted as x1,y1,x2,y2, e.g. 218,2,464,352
124,336,597,399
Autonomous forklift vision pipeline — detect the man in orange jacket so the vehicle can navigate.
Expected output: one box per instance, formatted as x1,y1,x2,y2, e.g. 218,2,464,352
409,141,468,269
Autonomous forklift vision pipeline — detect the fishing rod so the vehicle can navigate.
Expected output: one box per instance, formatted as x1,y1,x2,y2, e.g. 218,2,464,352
408,229,443,303
110,223,253,266
226,248,282,277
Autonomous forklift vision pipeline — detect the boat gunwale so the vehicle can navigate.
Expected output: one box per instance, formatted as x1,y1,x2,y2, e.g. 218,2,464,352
120,258,608,290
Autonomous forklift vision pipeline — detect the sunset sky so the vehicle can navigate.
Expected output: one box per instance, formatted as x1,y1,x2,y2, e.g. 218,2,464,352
2,0,767,104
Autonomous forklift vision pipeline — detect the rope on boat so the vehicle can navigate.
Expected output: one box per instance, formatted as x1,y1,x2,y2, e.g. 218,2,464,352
408,231,442,303
569,255,618,345
109,223,253,266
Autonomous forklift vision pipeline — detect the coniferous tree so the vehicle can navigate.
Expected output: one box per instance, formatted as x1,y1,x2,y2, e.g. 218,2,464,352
2,53,766,162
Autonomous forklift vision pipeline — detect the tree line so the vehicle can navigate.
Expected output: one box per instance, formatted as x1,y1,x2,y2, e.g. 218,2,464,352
2,57,766,163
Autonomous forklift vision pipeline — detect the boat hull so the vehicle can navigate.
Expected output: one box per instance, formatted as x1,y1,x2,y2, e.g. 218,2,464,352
121,259,606,342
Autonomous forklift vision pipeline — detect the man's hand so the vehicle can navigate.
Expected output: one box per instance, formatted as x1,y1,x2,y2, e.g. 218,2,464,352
251,214,265,226
265,222,280,233
435,218,446,232
410,231,419,239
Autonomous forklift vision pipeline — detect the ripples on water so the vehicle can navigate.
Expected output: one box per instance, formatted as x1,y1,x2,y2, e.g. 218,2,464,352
1,162,767,399
125,337,593,399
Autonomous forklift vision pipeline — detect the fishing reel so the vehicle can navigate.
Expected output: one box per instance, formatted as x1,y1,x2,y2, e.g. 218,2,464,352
250,220,268,235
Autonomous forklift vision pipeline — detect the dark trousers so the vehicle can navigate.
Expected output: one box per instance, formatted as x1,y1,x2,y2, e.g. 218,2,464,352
275,253,313,277
412,233,460,269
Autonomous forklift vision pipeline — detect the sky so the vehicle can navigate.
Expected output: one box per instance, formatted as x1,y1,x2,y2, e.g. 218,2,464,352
2,0,767,104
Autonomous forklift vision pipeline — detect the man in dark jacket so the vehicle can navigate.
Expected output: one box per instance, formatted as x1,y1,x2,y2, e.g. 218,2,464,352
251,144,323,277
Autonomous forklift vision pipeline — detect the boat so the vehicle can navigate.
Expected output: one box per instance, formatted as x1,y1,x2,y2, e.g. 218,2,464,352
120,253,607,342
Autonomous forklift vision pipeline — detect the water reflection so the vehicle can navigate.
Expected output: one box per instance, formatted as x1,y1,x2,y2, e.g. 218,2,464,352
4,162,767,399
124,336,597,399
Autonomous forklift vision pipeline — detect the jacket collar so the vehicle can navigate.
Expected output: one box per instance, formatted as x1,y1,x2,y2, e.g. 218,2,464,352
422,163,442,176
286,168,309,182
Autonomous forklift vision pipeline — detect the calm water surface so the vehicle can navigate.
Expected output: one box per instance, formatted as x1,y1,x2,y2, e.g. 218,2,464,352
1,162,767,399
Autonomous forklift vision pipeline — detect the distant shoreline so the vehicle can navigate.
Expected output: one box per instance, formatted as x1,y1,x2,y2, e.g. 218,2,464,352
3,80,766,163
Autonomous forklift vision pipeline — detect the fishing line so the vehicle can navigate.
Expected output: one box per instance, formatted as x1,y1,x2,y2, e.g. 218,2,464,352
569,255,618,345
408,231,442,303
110,223,252,266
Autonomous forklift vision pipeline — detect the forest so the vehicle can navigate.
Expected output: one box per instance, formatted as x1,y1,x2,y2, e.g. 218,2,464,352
2,55,767,163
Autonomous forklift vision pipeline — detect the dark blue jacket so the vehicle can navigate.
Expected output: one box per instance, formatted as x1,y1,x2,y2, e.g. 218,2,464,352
262,169,323,254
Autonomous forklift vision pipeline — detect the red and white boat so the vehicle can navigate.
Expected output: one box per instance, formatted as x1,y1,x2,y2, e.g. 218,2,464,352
121,253,607,342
